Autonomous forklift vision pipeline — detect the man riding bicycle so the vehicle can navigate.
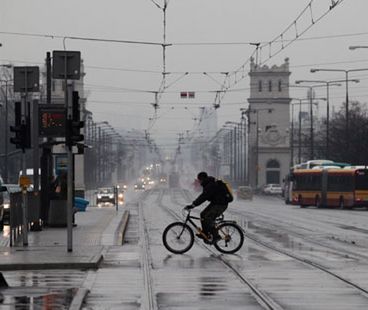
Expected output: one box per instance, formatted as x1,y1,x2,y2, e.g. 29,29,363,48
185,172,229,243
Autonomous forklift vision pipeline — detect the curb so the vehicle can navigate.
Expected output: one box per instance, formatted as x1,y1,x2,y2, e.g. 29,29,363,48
119,210,130,245
68,210,130,309
0,254,103,271
69,288,89,310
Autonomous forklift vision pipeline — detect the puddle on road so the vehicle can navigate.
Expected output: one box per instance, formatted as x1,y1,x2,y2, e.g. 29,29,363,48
199,276,226,297
0,287,76,309
247,221,357,262
247,221,311,252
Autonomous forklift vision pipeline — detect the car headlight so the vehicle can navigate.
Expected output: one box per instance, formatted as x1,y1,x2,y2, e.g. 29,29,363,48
109,194,114,198
3,203,10,209
97,194,102,199
118,193,124,198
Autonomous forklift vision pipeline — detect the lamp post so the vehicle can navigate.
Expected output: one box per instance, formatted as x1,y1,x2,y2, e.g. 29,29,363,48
0,78,13,183
247,108,273,189
293,83,332,160
290,98,321,163
290,102,295,167
292,84,316,159
223,124,237,184
310,67,368,150
295,80,349,158
226,121,242,186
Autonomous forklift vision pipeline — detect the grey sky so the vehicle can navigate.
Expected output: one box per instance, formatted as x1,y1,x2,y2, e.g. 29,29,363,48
1,0,367,152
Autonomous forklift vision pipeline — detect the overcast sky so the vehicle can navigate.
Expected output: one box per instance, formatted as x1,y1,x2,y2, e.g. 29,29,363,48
1,0,367,153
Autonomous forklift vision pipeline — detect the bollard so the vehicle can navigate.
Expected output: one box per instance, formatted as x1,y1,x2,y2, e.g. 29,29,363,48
0,272,8,287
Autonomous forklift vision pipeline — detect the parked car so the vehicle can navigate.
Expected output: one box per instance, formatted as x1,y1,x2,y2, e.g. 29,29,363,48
96,187,115,206
0,183,21,230
262,184,283,195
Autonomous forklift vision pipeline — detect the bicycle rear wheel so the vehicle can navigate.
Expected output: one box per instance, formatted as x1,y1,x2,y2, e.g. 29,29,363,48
214,222,244,254
162,222,194,254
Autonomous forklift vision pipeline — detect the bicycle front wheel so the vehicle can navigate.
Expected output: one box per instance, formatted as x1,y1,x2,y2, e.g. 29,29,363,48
214,222,244,254
162,222,194,254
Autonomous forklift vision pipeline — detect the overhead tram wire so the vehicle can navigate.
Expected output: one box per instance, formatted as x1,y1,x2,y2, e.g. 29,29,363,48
2,28,368,49
3,56,368,77
0,2,348,118
169,31,368,46
0,31,163,47
212,0,346,109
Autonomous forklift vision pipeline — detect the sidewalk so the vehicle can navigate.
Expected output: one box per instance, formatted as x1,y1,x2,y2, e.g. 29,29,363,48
0,206,129,271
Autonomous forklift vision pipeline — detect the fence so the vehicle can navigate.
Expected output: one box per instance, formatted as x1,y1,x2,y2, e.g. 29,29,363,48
9,191,40,246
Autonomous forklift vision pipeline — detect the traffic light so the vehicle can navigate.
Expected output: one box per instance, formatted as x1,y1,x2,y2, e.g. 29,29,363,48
9,102,31,150
66,91,84,147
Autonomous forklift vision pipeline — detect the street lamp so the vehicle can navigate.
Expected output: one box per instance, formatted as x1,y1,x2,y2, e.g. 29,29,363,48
226,121,242,185
292,84,318,160
247,108,273,189
0,78,13,183
223,123,237,184
310,67,368,150
290,98,324,163
294,80,349,158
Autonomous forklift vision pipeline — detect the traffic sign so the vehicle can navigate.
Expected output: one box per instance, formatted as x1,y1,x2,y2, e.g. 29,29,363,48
13,66,40,93
52,51,81,80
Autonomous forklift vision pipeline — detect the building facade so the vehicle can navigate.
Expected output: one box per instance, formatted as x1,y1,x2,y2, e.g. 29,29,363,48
247,57,291,189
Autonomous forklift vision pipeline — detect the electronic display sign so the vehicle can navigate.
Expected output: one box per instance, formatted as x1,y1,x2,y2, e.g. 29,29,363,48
38,104,66,137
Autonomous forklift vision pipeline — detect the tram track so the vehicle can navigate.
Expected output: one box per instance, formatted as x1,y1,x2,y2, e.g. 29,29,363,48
232,206,368,259
178,189,368,300
165,188,284,310
138,189,158,310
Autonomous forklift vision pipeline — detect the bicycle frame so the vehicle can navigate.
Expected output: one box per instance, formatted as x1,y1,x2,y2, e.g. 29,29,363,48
183,212,207,238
182,210,240,240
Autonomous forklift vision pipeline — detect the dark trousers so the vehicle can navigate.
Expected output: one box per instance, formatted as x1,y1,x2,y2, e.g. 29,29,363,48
200,204,227,237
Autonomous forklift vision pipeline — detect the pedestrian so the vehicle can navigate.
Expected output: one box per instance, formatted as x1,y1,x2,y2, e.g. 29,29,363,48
54,171,67,200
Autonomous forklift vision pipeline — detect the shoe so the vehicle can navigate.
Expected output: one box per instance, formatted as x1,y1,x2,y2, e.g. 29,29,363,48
196,233,206,240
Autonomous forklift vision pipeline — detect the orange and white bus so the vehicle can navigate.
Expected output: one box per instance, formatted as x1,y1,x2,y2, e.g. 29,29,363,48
291,167,368,208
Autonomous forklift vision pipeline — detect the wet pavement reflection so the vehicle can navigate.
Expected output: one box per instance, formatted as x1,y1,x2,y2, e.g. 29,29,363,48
0,287,76,309
1,270,86,309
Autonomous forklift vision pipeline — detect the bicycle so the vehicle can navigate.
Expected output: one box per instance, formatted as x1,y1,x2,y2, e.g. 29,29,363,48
162,208,244,254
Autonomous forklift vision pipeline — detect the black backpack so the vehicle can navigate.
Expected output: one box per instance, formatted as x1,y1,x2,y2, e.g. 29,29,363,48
216,179,234,203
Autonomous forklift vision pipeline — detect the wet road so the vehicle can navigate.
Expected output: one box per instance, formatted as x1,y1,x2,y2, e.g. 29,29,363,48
1,270,85,309
2,188,368,309
83,188,368,309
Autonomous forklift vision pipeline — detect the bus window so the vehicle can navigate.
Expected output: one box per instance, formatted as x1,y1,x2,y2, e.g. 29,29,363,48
355,170,368,190
293,173,321,191
328,174,354,191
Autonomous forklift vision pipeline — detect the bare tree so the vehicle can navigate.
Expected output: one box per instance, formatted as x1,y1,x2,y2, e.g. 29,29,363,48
315,101,368,164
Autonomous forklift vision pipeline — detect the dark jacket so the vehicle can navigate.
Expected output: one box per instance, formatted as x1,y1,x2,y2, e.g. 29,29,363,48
192,176,228,206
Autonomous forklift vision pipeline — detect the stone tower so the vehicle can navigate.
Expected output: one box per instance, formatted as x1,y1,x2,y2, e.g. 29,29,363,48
247,57,291,189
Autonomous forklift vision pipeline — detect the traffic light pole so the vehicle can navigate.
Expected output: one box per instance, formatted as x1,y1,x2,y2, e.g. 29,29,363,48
66,82,73,252
21,92,28,246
